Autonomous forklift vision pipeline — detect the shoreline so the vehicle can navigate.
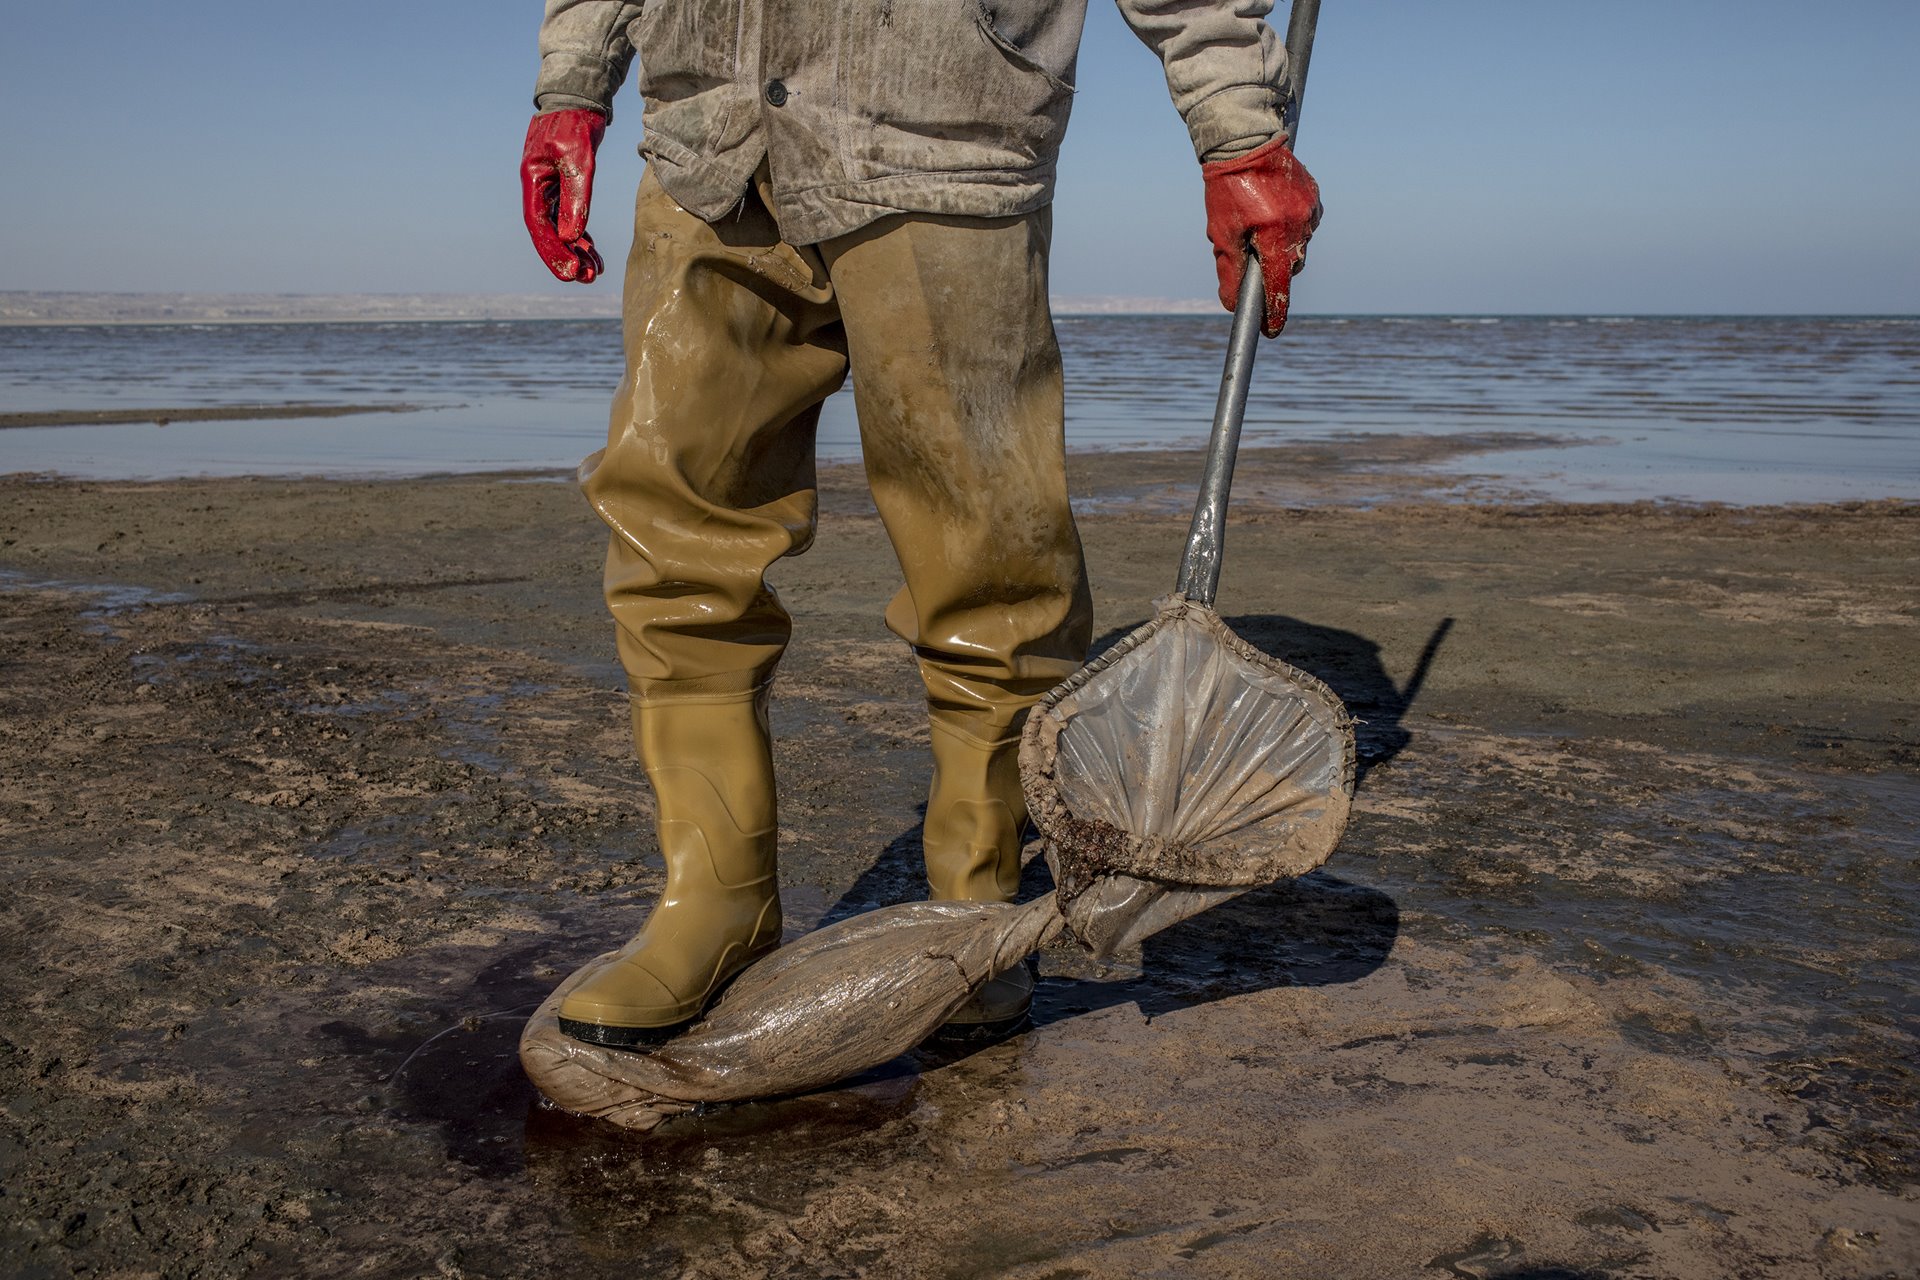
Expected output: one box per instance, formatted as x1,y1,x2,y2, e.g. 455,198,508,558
8,436,1920,517
3,295,1914,328
0,403,427,429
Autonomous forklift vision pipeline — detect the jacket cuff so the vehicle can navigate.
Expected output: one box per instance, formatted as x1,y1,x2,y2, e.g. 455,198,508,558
532,51,623,120
534,92,612,118
1184,85,1287,163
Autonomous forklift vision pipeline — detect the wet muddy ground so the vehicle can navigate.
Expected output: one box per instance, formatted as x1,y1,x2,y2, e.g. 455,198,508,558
2,441,1917,1278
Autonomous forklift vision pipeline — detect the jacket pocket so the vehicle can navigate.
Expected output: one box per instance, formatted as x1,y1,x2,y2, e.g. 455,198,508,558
838,0,1080,181
633,0,746,170
973,0,1082,95
633,0,741,104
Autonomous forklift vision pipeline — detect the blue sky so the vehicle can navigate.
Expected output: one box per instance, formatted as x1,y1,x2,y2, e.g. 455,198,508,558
1,0,1915,312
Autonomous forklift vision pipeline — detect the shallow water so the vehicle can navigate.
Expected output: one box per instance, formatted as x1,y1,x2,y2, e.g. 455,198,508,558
3,315,1916,503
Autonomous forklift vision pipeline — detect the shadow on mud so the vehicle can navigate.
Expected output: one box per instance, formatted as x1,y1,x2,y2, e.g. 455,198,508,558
324,940,565,1178
1037,869,1399,1025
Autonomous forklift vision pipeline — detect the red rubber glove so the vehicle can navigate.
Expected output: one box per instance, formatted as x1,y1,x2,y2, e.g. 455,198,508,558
520,109,607,283
1202,135,1322,337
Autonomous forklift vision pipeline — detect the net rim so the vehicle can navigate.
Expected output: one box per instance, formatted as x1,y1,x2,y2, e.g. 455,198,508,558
1019,594,1358,901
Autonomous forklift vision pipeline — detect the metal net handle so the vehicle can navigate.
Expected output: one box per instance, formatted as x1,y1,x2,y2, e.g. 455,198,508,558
1174,0,1321,607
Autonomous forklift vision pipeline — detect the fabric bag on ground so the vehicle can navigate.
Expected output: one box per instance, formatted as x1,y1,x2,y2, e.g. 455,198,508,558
521,897,1063,1133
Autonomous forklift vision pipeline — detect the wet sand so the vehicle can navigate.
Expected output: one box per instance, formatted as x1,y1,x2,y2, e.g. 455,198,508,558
0,404,422,429
2,441,1916,1278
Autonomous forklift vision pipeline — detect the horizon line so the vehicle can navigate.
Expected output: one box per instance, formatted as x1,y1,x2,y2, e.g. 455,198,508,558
1,290,1914,326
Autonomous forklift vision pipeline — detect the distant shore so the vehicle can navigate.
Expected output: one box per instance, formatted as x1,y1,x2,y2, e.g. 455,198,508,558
0,291,1219,326
4,293,1912,326
0,292,624,326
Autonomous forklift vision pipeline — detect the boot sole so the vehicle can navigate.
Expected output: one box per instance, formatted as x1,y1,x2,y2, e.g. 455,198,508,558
556,941,775,1052
557,1015,690,1050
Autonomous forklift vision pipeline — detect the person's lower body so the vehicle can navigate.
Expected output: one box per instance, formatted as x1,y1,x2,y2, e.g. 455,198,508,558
556,168,1092,1047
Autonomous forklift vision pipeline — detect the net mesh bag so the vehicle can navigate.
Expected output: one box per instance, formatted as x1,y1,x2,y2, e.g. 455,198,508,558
1022,595,1355,957
521,595,1354,1132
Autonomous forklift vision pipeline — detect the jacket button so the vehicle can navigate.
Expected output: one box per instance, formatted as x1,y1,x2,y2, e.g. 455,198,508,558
765,80,788,107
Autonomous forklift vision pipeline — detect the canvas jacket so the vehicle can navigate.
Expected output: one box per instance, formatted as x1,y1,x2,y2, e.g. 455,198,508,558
533,0,1292,245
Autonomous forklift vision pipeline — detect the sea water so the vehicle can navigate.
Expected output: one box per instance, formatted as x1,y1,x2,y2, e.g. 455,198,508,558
2,315,1915,504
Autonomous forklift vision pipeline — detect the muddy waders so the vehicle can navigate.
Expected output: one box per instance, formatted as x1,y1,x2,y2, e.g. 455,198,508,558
556,166,1092,1047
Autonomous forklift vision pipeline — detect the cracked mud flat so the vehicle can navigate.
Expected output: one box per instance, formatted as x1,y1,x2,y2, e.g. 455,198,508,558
1,451,1917,1278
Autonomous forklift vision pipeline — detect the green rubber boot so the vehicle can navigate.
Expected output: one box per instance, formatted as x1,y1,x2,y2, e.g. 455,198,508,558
558,692,782,1048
